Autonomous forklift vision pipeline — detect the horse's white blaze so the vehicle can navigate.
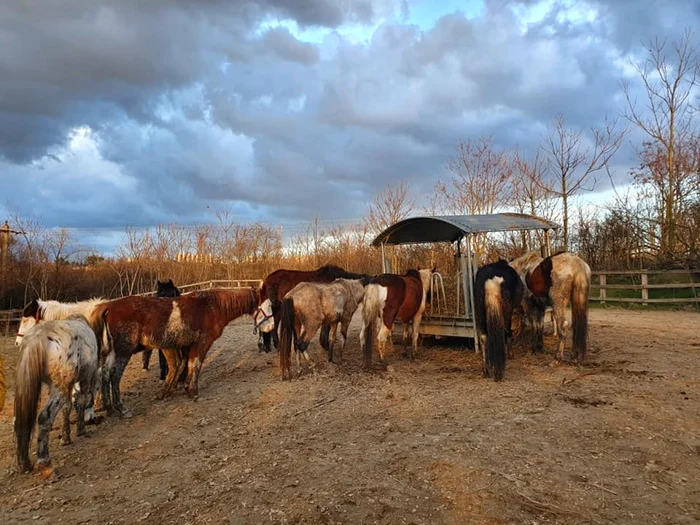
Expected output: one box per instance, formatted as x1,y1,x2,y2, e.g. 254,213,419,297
254,299,275,333
15,317,37,346
167,302,184,333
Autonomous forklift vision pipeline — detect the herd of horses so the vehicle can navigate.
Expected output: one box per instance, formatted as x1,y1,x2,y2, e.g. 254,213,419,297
10,250,590,473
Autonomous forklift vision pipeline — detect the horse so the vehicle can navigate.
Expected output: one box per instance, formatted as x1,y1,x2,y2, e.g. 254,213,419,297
474,260,524,381
254,264,372,353
278,278,369,379
141,279,187,384
92,288,259,414
360,268,433,367
15,296,108,422
510,251,591,363
14,312,111,473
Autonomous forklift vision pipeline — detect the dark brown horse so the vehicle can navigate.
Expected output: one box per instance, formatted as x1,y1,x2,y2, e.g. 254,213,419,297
254,264,371,353
474,260,524,381
360,268,433,367
93,288,258,416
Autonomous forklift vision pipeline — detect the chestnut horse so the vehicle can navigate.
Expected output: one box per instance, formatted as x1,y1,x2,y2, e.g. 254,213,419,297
474,260,524,381
360,268,433,367
254,264,371,352
93,288,258,416
510,251,591,363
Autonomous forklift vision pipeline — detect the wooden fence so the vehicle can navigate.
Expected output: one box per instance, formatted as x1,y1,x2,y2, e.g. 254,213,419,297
0,279,263,339
591,270,699,306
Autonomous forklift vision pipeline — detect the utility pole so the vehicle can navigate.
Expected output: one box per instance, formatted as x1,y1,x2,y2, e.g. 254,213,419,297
1,221,26,308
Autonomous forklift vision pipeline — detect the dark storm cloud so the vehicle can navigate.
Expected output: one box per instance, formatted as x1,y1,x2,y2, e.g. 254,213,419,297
1,0,700,241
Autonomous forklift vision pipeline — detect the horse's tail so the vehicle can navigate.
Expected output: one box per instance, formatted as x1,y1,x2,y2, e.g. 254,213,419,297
361,284,381,368
278,297,295,380
14,336,46,472
571,267,590,361
484,276,506,381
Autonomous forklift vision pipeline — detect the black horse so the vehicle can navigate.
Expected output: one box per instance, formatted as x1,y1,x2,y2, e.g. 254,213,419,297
141,280,187,382
474,260,524,382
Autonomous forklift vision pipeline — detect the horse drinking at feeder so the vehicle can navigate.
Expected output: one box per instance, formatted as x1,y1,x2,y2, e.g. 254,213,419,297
278,277,370,380
474,260,524,381
254,264,372,352
141,279,188,384
14,312,111,473
360,268,433,367
92,288,259,414
510,251,591,363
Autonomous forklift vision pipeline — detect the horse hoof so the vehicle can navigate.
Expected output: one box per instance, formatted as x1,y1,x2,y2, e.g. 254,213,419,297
60,437,72,446
549,360,562,367
120,409,133,419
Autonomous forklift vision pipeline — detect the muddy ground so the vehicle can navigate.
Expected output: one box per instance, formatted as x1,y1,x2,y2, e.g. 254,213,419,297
0,309,699,524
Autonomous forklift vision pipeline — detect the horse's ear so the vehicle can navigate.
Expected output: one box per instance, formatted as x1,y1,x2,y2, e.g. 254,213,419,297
157,280,163,286
23,299,39,319
168,279,174,285
431,265,437,274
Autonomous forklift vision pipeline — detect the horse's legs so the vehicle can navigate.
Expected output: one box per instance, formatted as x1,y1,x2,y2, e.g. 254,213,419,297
158,349,182,399
479,333,489,377
377,322,392,363
37,387,66,467
142,349,152,371
158,350,169,381
60,387,73,446
185,348,203,398
550,309,558,337
110,353,133,417
75,377,94,437
409,312,424,360
328,322,338,362
551,288,570,362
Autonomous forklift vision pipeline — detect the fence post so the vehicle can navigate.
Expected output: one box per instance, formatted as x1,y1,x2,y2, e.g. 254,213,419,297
641,271,648,306
599,273,606,305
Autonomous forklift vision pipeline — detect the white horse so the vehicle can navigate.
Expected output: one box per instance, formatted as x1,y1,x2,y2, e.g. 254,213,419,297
16,297,108,421
510,251,591,362
14,313,111,472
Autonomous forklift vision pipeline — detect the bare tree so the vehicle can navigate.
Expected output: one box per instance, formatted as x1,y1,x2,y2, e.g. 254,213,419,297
512,149,559,251
366,181,416,235
621,28,700,257
541,114,626,251
435,137,513,256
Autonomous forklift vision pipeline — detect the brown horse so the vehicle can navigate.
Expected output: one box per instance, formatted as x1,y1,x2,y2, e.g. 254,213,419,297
360,268,433,367
93,288,258,416
510,251,591,363
254,264,371,352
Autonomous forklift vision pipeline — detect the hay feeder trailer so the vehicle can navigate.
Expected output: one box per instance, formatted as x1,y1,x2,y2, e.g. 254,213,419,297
371,213,558,352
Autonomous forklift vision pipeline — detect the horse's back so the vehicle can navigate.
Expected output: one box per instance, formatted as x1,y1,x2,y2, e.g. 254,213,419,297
550,252,591,281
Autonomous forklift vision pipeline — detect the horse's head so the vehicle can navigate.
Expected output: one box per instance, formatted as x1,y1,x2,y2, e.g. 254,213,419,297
253,298,275,334
16,299,41,346
157,279,181,298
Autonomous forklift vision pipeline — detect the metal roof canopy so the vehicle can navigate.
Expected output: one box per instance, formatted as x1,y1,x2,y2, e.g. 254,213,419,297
371,213,559,247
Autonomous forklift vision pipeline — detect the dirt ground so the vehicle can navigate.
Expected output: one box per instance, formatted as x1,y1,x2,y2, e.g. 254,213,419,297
0,309,699,525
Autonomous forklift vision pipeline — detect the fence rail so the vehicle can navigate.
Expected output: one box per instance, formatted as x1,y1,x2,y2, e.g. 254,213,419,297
590,270,699,306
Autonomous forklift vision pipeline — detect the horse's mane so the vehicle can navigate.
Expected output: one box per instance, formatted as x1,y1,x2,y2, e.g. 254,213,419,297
405,269,421,280
34,297,107,321
199,288,259,319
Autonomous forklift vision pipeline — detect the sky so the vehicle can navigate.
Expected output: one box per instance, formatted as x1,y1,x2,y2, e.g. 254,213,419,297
1,0,699,254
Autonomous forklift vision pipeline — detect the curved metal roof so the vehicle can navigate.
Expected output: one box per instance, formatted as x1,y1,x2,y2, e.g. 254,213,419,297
371,213,559,246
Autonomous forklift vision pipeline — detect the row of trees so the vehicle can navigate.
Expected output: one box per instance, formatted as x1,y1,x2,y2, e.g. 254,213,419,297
1,31,699,309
